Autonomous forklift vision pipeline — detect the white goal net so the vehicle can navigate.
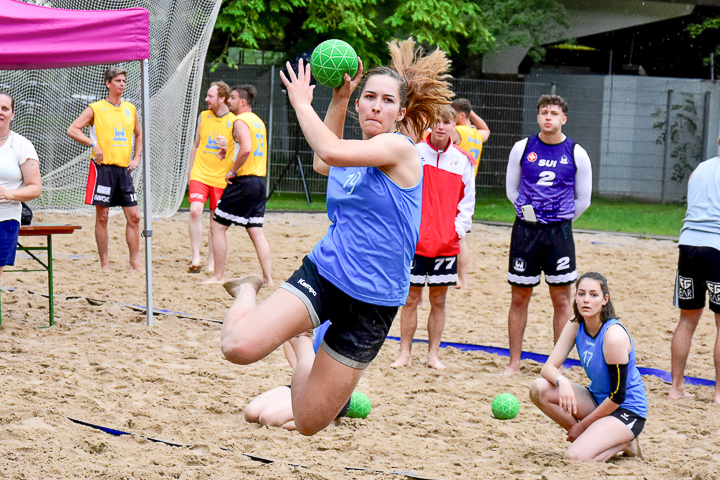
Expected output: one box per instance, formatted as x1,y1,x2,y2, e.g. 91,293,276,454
1,0,221,216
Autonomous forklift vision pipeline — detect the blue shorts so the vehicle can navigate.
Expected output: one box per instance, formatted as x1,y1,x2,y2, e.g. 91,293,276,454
0,219,20,267
281,256,398,369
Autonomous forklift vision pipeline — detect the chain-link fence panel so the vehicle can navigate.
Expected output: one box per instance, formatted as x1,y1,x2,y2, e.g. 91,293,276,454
202,65,719,204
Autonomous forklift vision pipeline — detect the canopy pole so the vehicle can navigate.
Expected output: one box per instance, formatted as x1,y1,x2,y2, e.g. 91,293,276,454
140,58,154,326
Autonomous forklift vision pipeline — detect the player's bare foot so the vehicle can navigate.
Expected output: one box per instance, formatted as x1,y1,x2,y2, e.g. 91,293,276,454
223,275,263,297
623,437,644,459
454,278,466,289
390,355,412,367
426,357,446,370
130,262,145,273
668,386,694,400
263,277,275,287
100,263,111,272
501,364,520,377
201,275,225,285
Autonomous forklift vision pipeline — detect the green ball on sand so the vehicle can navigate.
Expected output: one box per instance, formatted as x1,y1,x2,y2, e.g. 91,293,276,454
491,393,520,420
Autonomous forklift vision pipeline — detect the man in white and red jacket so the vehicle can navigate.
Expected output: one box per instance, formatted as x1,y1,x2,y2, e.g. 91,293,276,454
391,106,476,370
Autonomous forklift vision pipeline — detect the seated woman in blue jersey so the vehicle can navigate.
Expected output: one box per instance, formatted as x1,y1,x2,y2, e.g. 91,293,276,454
219,38,452,436
529,272,647,461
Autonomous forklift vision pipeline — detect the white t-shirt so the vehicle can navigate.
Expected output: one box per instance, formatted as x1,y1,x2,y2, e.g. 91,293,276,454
0,132,39,223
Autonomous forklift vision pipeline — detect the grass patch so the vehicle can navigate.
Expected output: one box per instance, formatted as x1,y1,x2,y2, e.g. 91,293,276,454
474,196,685,237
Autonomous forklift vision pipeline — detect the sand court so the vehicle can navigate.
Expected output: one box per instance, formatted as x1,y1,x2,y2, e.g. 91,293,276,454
1,211,718,479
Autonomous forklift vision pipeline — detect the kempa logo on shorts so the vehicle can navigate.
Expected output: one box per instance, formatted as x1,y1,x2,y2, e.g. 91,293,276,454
707,281,720,304
513,257,526,272
97,185,111,195
678,276,694,300
527,152,537,162
298,278,317,297
94,194,110,202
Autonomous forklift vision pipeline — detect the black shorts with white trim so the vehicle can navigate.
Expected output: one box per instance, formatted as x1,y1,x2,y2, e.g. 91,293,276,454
213,175,266,228
674,245,720,313
409,254,457,287
508,218,576,287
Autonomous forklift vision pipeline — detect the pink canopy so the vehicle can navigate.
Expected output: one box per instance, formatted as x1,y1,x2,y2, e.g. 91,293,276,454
0,0,149,70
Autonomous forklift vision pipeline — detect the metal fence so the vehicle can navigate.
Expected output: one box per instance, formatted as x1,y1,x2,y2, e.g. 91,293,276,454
202,65,720,203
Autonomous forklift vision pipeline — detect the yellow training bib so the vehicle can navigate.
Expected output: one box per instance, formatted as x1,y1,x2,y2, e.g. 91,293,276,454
456,125,484,177
89,100,136,167
234,112,267,177
190,110,237,188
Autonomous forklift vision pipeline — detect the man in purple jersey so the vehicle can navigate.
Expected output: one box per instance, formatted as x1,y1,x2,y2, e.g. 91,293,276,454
502,95,592,377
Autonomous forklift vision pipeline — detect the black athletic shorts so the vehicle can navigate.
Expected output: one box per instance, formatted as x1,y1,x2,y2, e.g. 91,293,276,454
213,175,266,228
609,408,646,438
281,256,398,370
508,218,576,287
85,163,138,207
585,387,645,438
674,245,720,313
410,254,457,287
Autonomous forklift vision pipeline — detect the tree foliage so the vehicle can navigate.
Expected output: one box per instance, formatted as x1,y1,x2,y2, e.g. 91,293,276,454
687,17,720,39
210,0,567,74
687,17,720,67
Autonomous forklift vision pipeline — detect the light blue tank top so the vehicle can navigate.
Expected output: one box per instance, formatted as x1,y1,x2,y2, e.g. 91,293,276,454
576,318,648,418
308,161,423,306
679,156,720,252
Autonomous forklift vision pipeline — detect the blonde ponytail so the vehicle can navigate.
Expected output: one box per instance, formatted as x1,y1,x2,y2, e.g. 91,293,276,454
358,38,454,140
389,38,453,139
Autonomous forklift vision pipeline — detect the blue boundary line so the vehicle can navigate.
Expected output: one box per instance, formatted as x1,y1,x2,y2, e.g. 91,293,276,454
11,288,714,388
68,417,433,478
385,336,715,387
68,417,189,447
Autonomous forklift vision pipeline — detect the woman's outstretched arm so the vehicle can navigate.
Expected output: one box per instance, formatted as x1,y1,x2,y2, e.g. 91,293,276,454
312,60,364,176
281,60,413,172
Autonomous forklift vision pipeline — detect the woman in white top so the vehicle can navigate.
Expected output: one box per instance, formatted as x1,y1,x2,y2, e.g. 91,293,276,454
0,93,42,280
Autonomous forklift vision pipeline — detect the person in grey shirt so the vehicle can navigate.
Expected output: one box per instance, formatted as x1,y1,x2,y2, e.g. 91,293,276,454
669,153,720,403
